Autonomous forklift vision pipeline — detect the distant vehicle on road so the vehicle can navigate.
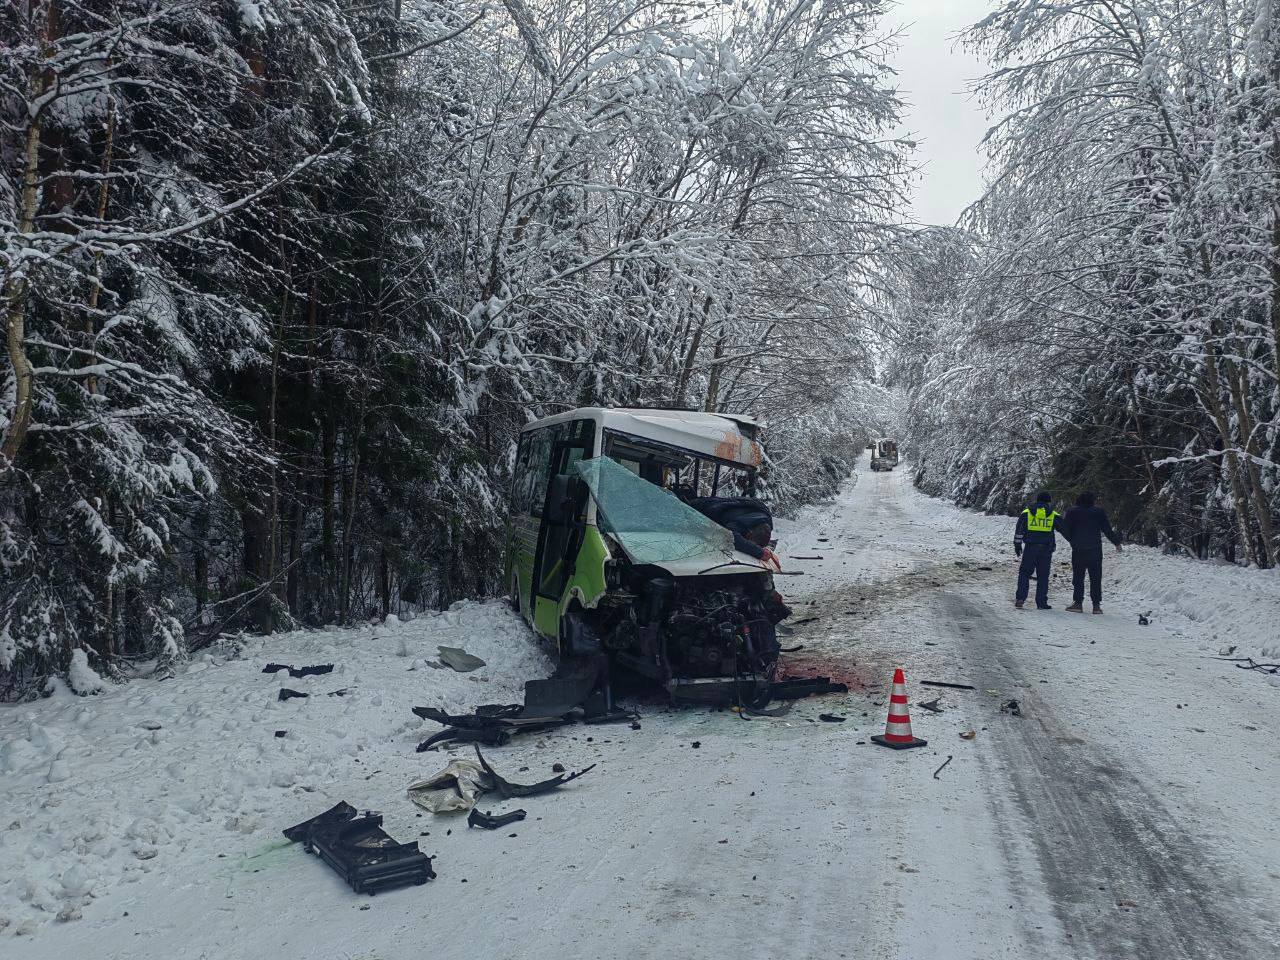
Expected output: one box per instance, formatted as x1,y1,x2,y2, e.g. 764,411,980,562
870,437,899,471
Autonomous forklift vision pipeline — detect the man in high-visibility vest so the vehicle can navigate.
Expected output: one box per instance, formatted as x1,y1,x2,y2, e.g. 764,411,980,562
1013,492,1067,609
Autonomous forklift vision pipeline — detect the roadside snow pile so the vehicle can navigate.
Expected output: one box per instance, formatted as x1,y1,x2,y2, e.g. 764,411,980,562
66,649,107,696
0,601,549,937
1111,554,1280,663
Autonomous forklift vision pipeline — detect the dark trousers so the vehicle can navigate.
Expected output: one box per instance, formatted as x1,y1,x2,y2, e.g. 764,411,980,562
1016,543,1053,606
1072,549,1103,604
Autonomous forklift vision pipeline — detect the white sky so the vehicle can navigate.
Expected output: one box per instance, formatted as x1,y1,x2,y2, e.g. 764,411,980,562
885,0,992,226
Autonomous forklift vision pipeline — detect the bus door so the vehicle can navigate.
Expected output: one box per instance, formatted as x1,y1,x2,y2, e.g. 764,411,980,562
509,424,560,617
532,419,596,619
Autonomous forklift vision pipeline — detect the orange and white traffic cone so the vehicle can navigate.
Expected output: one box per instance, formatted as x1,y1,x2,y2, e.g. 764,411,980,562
871,667,928,750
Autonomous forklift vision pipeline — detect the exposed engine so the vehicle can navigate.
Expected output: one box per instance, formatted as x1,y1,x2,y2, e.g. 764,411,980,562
664,584,781,678
598,570,790,691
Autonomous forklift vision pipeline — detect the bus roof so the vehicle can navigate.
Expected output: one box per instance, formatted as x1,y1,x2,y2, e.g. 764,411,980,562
522,407,764,469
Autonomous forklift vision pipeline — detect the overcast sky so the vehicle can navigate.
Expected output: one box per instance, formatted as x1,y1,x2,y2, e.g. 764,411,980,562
884,0,992,226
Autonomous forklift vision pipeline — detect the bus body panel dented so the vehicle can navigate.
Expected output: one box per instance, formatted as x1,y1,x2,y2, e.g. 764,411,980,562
505,407,786,694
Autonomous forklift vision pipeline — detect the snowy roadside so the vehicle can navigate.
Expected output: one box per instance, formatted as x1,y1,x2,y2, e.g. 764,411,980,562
0,602,551,938
2,463,1277,954
776,466,1280,666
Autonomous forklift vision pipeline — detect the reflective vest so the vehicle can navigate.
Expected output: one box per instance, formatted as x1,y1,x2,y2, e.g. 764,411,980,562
1023,506,1059,533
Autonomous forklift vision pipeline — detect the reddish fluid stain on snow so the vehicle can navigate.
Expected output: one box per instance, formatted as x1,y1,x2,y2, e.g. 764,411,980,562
780,652,879,693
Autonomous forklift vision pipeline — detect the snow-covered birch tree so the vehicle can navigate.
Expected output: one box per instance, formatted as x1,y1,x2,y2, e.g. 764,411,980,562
888,0,1280,567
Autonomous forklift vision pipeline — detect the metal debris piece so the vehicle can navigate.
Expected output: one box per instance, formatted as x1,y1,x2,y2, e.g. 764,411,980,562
437,646,487,672
1138,612,1151,626
474,746,595,798
263,663,333,679
735,701,794,720
932,755,953,780
959,730,977,740
818,713,846,723
408,749,593,816
1233,658,1280,675
1000,699,1022,717
412,704,577,752
920,680,975,691
278,688,309,702
282,802,435,894
468,808,527,830
771,676,849,699
916,697,943,714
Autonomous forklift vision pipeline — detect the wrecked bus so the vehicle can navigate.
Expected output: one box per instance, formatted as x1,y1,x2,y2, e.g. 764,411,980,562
505,408,788,704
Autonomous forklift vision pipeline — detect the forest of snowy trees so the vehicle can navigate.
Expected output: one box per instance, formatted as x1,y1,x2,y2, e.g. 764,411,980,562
886,1,1280,570
8,0,1279,694
1,0,907,690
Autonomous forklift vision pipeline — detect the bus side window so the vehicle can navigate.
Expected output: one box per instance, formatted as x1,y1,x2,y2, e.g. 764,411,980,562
526,426,561,518
554,419,596,479
511,434,533,514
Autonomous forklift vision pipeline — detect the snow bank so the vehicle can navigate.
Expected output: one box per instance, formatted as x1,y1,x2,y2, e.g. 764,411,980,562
0,601,550,936
67,649,107,696
1110,554,1280,661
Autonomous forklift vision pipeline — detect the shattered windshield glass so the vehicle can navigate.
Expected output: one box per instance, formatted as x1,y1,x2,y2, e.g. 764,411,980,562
574,457,736,568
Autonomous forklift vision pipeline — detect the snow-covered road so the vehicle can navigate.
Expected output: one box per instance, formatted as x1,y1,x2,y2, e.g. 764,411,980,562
4,461,1278,958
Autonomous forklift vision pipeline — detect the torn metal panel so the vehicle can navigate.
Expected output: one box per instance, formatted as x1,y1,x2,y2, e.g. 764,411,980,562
283,802,435,895
468,808,527,830
263,663,333,678
473,747,594,798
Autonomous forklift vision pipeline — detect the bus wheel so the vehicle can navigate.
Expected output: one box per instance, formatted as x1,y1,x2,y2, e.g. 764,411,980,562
508,574,521,613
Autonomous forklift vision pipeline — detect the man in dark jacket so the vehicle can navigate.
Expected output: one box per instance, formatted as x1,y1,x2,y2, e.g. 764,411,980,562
1061,491,1122,614
1013,492,1068,609
687,494,790,624
687,495,781,569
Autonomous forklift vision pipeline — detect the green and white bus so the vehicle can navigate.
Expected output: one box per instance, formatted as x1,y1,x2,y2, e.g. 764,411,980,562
505,408,787,702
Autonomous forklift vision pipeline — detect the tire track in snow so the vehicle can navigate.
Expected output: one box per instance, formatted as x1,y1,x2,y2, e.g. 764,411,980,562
939,591,1274,960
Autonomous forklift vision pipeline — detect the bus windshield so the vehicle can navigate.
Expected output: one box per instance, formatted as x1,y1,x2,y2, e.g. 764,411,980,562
574,457,736,567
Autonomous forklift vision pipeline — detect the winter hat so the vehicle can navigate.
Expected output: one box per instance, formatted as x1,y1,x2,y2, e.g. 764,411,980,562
1077,491,1096,507
1035,491,1052,505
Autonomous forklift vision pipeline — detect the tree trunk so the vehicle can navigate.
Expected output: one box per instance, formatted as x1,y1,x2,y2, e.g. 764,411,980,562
322,418,336,619
1224,362,1276,566
287,497,304,615
1197,349,1263,567
1,3,60,471
703,332,724,412
1,108,44,470
674,295,713,405
378,545,390,620
267,280,290,601
340,408,366,623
